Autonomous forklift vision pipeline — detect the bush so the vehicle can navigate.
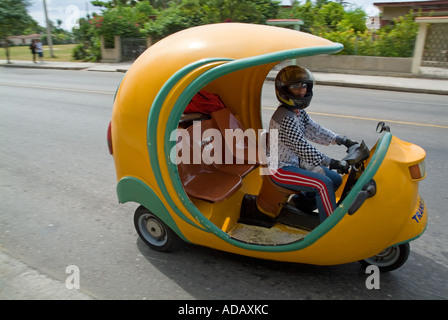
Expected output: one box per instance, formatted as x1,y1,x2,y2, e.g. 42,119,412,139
72,17,101,61
72,38,101,61
316,10,419,57
284,1,419,58
71,1,419,60
372,11,419,57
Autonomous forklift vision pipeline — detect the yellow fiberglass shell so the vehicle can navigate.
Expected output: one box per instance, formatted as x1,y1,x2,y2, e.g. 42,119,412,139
110,23,422,265
298,134,428,265
112,22,343,246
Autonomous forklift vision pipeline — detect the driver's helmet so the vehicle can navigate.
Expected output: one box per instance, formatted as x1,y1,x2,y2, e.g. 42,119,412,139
275,65,314,109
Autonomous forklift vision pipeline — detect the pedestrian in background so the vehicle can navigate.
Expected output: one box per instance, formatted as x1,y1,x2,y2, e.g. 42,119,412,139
35,39,44,63
29,39,37,63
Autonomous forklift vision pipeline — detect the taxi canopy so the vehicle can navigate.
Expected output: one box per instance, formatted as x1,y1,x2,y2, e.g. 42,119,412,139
115,22,342,132
112,22,343,181
112,23,343,248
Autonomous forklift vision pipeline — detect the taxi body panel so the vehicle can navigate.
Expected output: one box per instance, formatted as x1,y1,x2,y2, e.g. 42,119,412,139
110,23,427,268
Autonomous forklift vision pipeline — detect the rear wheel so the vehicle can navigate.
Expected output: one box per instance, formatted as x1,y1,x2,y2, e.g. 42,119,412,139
359,243,410,272
134,206,180,252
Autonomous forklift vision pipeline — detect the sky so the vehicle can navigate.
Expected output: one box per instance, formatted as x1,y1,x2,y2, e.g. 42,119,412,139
27,0,431,31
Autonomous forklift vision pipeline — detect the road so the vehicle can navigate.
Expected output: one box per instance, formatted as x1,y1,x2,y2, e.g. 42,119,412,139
1,68,447,300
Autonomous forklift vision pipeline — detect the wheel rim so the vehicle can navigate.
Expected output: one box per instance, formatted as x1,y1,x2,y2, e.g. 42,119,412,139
138,213,168,247
364,246,400,267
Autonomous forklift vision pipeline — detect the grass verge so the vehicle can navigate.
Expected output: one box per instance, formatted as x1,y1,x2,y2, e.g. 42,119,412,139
0,44,77,62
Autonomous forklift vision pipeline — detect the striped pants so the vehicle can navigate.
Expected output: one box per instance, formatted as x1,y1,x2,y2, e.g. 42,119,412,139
270,166,342,222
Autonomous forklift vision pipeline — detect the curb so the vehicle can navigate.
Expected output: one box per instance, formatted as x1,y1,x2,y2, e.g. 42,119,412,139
315,80,448,95
265,74,448,95
0,250,94,300
2,61,447,95
1,63,90,71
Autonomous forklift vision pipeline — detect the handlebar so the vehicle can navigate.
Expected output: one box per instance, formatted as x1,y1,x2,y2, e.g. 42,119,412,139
337,140,374,211
342,140,370,166
338,123,390,214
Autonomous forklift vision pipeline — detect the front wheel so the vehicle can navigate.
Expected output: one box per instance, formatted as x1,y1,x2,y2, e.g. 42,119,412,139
134,206,180,252
359,243,410,272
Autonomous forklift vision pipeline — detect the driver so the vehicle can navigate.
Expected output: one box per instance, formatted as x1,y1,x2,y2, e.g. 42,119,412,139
268,65,357,222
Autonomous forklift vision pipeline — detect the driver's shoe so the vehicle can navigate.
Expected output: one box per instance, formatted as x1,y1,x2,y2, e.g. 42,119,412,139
288,193,318,214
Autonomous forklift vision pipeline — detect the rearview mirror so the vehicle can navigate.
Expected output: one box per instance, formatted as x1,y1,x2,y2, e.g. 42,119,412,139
376,121,390,133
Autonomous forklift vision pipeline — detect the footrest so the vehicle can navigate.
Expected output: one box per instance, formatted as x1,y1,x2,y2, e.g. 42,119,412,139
239,194,275,228
276,205,320,231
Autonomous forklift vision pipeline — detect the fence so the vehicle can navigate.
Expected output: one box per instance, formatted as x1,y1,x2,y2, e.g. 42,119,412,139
100,36,152,63
121,38,148,62
422,23,448,68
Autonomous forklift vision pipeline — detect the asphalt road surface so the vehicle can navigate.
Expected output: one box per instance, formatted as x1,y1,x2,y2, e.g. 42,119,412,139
1,68,447,300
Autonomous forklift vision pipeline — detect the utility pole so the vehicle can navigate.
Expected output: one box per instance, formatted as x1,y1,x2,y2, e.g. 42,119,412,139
43,0,55,57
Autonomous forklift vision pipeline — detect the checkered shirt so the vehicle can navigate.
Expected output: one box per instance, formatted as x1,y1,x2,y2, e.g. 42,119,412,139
268,106,337,169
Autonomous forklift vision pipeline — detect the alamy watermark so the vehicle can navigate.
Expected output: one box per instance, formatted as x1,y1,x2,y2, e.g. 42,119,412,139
65,265,80,290
64,5,81,30
365,265,380,290
169,121,278,174
63,263,379,293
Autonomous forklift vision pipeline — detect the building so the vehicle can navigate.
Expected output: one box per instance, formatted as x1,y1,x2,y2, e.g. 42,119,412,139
373,1,448,72
7,34,41,46
374,0,448,26
412,15,448,71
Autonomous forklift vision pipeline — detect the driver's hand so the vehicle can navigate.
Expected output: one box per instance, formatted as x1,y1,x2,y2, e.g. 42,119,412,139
336,135,358,148
343,138,358,148
330,159,349,174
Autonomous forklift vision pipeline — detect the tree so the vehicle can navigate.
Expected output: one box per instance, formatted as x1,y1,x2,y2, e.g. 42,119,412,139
207,0,279,24
283,1,421,57
143,0,280,41
342,7,367,33
91,0,138,8
74,0,418,60
96,1,157,47
373,11,419,57
143,0,207,41
91,0,171,9
0,0,35,63
72,16,101,61
314,2,345,31
72,1,158,60
41,20,74,45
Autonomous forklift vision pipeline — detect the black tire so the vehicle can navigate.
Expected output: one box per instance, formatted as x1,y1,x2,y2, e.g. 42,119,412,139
134,206,180,252
359,243,410,272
